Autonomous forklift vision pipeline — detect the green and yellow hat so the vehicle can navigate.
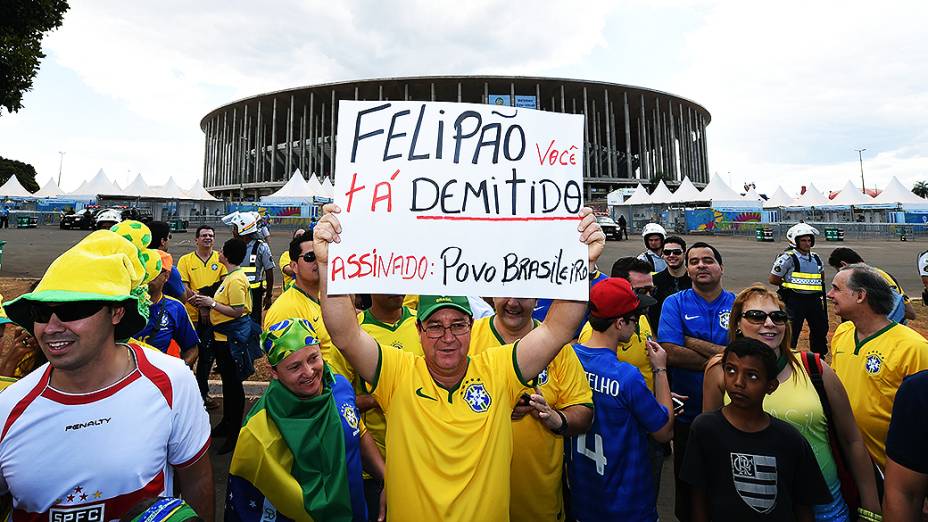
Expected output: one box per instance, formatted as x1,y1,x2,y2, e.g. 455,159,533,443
261,318,319,366
3,230,150,339
417,295,472,321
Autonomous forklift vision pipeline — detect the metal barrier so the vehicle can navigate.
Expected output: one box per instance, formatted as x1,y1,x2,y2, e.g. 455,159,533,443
701,222,926,240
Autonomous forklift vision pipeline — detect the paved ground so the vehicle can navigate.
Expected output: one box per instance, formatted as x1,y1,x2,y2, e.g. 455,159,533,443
1,225,926,294
1,225,921,519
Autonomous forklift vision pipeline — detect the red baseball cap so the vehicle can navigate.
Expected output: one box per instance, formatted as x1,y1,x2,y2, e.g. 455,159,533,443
589,277,657,319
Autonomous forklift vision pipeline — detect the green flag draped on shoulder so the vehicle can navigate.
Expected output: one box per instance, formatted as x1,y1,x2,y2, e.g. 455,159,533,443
226,367,353,521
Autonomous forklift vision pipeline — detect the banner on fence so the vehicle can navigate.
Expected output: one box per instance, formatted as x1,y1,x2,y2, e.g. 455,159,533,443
686,209,761,232
328,100,588,299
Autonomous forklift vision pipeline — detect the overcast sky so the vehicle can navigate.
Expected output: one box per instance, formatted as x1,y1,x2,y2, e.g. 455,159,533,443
1,0,925,196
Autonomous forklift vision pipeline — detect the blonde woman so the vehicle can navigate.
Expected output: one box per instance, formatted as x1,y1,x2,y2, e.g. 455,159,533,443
702,284,880,522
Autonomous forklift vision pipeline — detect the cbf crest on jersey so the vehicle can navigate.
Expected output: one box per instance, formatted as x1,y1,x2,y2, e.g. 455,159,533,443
534,368,549,386
731,453,778,514
865,350,884,375
341,403,360,436
460,377,492,413
719,311,731,330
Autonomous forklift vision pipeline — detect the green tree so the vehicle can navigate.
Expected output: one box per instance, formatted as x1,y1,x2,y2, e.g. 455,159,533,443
0,156,40,193
0,0,70,116
912,180,928,199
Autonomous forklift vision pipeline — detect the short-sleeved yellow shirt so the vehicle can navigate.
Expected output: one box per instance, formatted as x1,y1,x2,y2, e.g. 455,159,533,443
263,285,354,382
371,343,527,521
578,315,654,391
831,320,928,468
278,251,293,290
402,294,419,310
211,268,251,342
357,306,422,457
469,315,593,522
176,250,227,321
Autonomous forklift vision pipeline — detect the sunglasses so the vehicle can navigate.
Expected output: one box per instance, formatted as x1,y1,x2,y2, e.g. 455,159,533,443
29,301,109,324
300,252,317,263
741,309,789,325
662,248,683,256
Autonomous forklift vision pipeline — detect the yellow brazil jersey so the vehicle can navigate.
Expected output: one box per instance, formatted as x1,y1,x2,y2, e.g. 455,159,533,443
371,343,528,522
402,294,419,310
579,315,654,392
176,250,227,321
874,267,908,300
263,285,355,383
357,306,422,457
210,268,251,342
279,251,293,290
831,320,928,469
469,316,593,522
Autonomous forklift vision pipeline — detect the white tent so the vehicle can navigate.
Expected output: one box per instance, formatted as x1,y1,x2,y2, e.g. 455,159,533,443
69,169,121,198
34,178,63,198
743,187,764,204
0,176,35,198
863,176,928,210
668,177,704,205
702,173,756,208
158,177,191,200
262,170,317,202
184,181,222,202
788,183,829,207
648,180,673,205
820,180,873,207
606,189,624,206
320,176,335,198
620,183,652,206
763,186,794,208
307,175,325,198
122,174,153,198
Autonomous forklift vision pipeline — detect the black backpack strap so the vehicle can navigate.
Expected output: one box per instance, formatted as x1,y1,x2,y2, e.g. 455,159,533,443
800,351,834,420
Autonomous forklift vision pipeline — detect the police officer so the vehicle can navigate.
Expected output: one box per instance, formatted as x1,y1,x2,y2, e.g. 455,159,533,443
769,223,828,355
637,223,667,273
224,211,275,324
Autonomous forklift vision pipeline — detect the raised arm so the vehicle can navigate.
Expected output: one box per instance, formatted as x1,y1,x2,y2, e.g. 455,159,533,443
314,205,381,383
516,207,604,379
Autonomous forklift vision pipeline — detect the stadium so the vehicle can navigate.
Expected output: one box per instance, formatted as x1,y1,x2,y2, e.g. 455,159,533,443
200,76,712,201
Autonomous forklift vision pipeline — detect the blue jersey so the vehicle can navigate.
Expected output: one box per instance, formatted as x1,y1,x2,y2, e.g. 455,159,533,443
657,288,735,423
568,343,669,522
533,271,608,338
164,266,186,300
136,295,199,355
331,374,368,520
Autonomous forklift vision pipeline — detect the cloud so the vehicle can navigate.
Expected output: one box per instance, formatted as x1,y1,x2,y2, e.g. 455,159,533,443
673,0,928,192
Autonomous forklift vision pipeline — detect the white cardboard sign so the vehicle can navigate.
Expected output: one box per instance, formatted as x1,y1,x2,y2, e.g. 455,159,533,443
328,100,588,300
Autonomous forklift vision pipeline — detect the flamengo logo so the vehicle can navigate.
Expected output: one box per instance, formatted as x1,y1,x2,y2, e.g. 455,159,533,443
51,504,105,522
64,418,111,432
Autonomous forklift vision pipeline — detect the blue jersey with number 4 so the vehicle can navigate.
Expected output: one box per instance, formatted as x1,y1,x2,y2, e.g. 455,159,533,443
568,343,668,522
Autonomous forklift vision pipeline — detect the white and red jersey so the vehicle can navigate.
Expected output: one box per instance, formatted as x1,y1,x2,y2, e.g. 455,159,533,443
0,343,210,521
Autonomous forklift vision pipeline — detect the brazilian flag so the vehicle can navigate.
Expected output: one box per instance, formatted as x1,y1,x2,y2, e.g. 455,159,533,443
226,368,355,521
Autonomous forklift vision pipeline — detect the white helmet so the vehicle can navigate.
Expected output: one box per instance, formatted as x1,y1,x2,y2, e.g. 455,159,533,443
786,223,819,248
641,223,667,241
223,211,260,235
95,209,122,226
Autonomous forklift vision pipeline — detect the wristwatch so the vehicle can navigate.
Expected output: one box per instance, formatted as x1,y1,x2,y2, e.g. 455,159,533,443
551,409,569,436
210,300,217,309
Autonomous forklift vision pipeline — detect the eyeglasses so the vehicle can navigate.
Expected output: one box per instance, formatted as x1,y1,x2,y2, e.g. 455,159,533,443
423,322,470,339
299,252,317,263
662,248,683,256
741,309,789,325
634,286,654,296
30,301,109,323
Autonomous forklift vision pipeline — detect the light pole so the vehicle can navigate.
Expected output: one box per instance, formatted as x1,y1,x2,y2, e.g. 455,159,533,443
855,148,867,194
57,151,65,187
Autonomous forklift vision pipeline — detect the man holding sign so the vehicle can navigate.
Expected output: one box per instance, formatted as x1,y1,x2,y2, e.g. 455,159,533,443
313,203,603,521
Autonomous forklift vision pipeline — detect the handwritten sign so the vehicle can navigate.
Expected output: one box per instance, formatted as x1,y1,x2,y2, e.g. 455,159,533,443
328,101,588,300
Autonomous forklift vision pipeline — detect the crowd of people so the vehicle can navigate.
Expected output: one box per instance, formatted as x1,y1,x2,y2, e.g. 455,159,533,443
0,208,925,522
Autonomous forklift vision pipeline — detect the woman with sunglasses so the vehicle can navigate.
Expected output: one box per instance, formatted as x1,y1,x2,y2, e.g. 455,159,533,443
702,284,880,522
